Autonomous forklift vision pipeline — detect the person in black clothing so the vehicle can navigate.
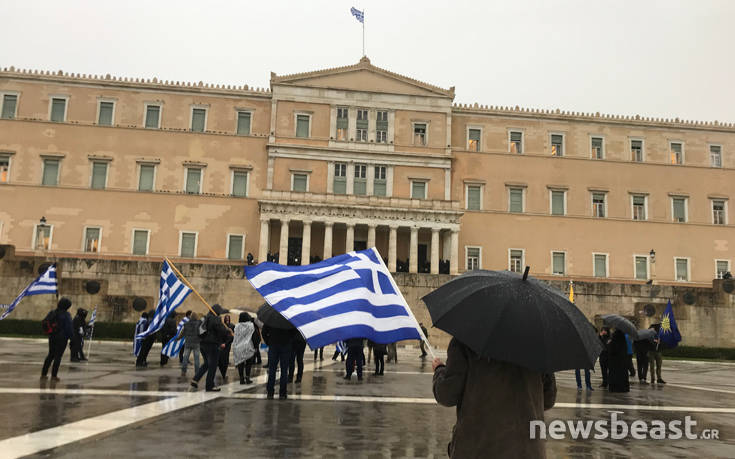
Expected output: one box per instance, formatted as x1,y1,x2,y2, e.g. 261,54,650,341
332,345,345,361
597,327,611,388
218,315,235,379
253,322,263,364
419,323,429,358
69,308,88,362
137,309,157,367
41,298,74,380
371,340,387,375
607,329,630,392
159,315,178,367
313,347,324,361
263,324,295,399
191,304,232,392
344,338,365,381
634,337,651,384
288,333,307,383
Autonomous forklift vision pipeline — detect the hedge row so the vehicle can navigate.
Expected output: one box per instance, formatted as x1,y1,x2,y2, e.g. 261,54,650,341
0,319,135,340
663,345,735,361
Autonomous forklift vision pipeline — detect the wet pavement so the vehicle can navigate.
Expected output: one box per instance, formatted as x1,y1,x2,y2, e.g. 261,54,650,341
0,337,734,458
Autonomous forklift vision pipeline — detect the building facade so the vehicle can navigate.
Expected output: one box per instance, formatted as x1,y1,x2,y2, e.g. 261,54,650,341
1,57,733,285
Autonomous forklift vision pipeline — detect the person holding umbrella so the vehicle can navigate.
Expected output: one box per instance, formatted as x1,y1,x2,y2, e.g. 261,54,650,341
424,268,601,458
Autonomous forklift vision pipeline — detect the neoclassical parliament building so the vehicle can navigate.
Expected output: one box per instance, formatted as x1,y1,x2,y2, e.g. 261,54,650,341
1,57,733,285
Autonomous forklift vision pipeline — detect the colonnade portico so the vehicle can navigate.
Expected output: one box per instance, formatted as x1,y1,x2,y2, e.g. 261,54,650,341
258,215,460,275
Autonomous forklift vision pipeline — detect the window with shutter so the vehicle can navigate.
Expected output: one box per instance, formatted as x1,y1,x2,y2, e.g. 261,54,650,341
2,94,18,119
592,193,606,217
98,102,114,126
467,185,481,210
509,250,523,273
712,200,725,225
296,114,310,138
336,107,348,140
84,227,101,253
373,166,386,196
632,195,646,220
376,111,388,143
412,181,426,200
414,123,427,145
591,137,603,159
145,105,160,128
186,168,202,194
333,163,347,194
551,134,563,156
510,131,523,153
232,171,248,197
50,98,66,122
356,109,368,142
35,225,52,250
91,162,108,189
292,173,307,192
138,165,155,191
354,164,367,195
673,198,686,222
631,140,643,162
675,258,689,281
468,129,481,151
509,188,523,213
552,252,565,275
670,143,683,164
42,159,59,186
594,254,607,277
132,230,149,255
237,112,251,135
710,145,722,168
180,232,197,257
635,256,648,280
466,247,480,271
551,191,565,215
191,109,206,132
228,235,244,260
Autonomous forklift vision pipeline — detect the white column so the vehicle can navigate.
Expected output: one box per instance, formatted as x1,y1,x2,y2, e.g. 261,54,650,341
450,230,459,275
366,164,375,195
323,222,333,260
258,218,269,263
346,223,355,253
409,226,419,273
266,157,275,190
346,163,355,195
388,226,397,272
444,168,451,200
367,224,376,249
431,228,440,274
301,220,311,266
442,230,451,261
278,218,290,265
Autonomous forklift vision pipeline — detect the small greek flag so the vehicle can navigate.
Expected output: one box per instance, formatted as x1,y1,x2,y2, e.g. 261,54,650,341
336,340,346,355
245,248,422,349
0,264,58,320
162,317,189,357
133,317,148,356
137,261,192,339
88,307,97,327
350,7,364,23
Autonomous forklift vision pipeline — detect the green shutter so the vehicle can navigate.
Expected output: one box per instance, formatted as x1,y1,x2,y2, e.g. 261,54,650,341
98,102,114,125
551,191,564,215
412,181,426,199
356,110,368,129
186,168,201,193
228,235,243,259
336,109,348,129
673,198,686,221
594,254,607,277
467,185,481,210
91,162,107,189
138,165,155,191
676,259,688,280
510,189,523,212
376,111,388,131
553,253,565,274
635,257,647,280
296,115,309,138
232,171,248,196
145,106,160,128
237,112,251,135
181,233,196,257
42,159,59,186
469,129,481,141
191,109,206,132
84,228,100,252
50,98,66,122
2,95,17,119
133,230,148,255
293,174,307,192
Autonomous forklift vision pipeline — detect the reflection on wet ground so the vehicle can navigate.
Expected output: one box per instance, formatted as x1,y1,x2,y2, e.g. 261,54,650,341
1,338,735,458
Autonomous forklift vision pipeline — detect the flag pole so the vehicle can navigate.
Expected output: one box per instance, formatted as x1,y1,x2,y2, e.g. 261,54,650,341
371,248,436,359
362,9,365,56
86,319,95,361
164,257,216,315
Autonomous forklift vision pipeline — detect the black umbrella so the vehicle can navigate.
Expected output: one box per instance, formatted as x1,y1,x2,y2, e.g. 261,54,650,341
257,303,295,330
601,314,638,339
422,269,602,373
636,329,656,341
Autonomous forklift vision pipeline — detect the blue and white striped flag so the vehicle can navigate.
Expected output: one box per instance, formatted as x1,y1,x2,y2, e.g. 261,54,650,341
0,263,58,320
136,261,192,339
162,316,189,357
133,317,147,356
245,248,422,349
335,340,347,355
88,307,97,327
350,7,364,23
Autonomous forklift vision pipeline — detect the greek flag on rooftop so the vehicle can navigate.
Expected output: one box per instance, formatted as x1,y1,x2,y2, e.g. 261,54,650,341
245,248,422,349
0,263,58,320
162,316,189,357
137,261,192,339
350,7,364,23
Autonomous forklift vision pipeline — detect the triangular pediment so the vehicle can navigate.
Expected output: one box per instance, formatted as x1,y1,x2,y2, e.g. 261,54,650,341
271,57,454,99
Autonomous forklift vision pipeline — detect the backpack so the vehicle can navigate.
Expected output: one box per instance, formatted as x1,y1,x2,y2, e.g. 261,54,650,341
198,314,209,338
41,310,59,335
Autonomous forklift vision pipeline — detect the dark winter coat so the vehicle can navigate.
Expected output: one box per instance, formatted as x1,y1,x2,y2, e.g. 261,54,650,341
345,338,364,349
72,311,87,339
181,319,201,346
262,325,294,347
607,330,630,393
433,337,557,459
200,313,231,346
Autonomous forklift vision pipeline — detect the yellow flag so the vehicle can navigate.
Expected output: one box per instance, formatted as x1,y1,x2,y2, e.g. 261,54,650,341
568,281,574,303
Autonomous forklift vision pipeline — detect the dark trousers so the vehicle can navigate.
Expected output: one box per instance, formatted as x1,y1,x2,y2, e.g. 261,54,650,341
313,347,324,360
193,343,221,390
374,350,385,375
599,356,609,386
288,341,306,382
266,343,292,396
345,347,364,379
136,336,155,367
218,346,231,379
636,351,649,380
255,348,262,364
237,356,255,382
42,336,68,377
575,369,591,388
69,335,85,361
627,354,636,377
332,349,345,361
419,340,427,356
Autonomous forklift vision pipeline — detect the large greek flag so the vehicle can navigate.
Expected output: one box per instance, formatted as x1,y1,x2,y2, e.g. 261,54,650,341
162,316,189,357
245,248,422,349
137,261,192,339
0,264,58,320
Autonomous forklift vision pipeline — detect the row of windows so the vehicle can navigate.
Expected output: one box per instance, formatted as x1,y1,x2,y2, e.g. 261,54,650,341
31,224,247,260
335,107,391,143
464,128,725,167
0,155,250,196
466,247,731,282
465,184,729,225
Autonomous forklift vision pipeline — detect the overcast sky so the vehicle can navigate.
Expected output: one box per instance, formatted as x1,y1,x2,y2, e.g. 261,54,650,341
3,0,733,122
